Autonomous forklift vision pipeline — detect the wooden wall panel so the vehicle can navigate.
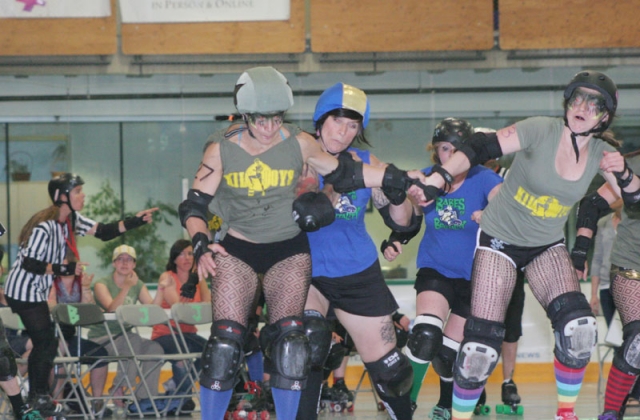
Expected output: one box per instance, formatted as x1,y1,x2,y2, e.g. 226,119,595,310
310,0,494,53
121,0,305,55
0,0,116,56
500,0,640,50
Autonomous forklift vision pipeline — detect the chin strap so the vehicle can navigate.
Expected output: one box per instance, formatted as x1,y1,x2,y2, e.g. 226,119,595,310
563,116,602,163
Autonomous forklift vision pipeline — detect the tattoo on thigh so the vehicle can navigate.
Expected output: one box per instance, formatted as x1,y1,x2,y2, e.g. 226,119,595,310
380,320,396,345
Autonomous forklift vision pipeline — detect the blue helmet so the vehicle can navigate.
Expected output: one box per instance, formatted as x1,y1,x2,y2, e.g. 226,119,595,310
313,83,370,128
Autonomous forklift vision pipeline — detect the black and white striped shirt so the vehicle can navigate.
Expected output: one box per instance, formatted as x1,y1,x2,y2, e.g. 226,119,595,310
5,212,96,303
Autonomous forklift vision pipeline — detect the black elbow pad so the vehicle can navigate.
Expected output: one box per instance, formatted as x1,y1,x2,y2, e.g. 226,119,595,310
622,188,640,211
22,256,47,275
179,189,214,228
378,204,420,233
458,132,503,167
94,221,121,241
576,192,611,233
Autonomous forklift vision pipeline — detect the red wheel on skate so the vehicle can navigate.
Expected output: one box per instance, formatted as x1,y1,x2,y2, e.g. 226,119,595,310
260,410,270,420
347,404,355,412
224,411,233,420
377,401,386,411
247,411,257,420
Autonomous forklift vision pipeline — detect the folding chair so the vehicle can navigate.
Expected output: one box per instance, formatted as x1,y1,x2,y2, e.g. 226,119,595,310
0,307,30,418
169,302,213,414
50,303,139,419
115,304,196,418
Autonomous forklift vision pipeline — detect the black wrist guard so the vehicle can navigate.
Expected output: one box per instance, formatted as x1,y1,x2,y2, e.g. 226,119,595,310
570,235,591,271
381,164,414,205
52,262,76,276
192,232,212,263
94,221,122,241
380,216,423,254
615,162,635,189
123,216,146,231
392,311,405,324
430,164,454,193
180,272,200,299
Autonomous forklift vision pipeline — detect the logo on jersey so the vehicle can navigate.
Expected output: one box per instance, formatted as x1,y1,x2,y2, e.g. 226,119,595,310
223,158,296,197
335,192,360,221
513,186,571,219
434,197,466,230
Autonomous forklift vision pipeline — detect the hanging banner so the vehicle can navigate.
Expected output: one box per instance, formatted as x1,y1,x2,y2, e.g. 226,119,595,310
0,0,111,18
119,0,290,23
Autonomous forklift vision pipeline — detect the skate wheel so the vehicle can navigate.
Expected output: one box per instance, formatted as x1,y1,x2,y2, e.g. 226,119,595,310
474,404,490,415
377,401,386,411
332,403,342,412
496,405,504,414
224,412,233,420
516,405,524,415
247,411,257,420
348,404,355,413
260,410,270,420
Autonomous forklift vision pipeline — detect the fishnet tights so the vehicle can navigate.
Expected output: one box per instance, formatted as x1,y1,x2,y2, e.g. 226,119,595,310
524,245,580,310
210,252,311,326
611,273,640,326
470,249,518,322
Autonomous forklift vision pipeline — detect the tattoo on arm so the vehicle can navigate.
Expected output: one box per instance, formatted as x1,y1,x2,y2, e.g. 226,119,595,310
196,162,215,181
499,125,517,138
371,188,390,209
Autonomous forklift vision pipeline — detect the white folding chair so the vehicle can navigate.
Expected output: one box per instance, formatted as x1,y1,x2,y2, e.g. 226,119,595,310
115,304,196,417
170,302,212,414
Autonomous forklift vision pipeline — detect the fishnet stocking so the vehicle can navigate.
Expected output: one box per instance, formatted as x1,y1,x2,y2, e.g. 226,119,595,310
470,249,518,322
524,245,580,310
262,253,311,323
611,273,640,326
211,253,260,325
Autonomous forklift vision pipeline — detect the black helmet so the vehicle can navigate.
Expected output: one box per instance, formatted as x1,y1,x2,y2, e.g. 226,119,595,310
432,117,474,148
48,173,84,208
564,70,618,118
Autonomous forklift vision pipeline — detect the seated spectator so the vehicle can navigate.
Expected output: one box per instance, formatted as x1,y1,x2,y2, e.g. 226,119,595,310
151,239,210,411
87,245,164,411
48,248,110,416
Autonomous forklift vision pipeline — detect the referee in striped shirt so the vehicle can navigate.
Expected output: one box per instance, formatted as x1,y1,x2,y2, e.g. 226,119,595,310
4,173,158,417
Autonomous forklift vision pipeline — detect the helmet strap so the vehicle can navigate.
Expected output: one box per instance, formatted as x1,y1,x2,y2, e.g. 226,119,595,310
563,115,606,163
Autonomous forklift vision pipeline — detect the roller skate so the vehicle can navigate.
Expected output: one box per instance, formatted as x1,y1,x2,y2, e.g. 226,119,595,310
555,408,579,420
231,381,271,420
328,379,354,413
16,405,44,420
495,379,523,415
473,389,490,415
429,404,452,419
28,395,66,419
597,410,620,420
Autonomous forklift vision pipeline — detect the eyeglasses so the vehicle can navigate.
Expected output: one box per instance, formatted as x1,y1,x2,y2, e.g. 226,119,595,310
114,256,135,264
248,113,284,128
568,88,607,116
178,251,194,258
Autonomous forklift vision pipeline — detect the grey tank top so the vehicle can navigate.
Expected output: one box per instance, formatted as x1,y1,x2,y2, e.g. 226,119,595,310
481,117,614,247
210,123,304,243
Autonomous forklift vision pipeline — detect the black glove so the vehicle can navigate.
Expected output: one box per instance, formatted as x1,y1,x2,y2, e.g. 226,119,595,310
570,235,591,271
52,262,76,276
123,215,147,231
180,271,200,299
292,192,335,232
192,232,212,263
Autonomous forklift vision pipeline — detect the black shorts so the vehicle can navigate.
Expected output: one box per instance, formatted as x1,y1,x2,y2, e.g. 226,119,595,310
478,230,564,270
504,270,525,343
312,261,398,317
414,267,471,318
219,231,310,275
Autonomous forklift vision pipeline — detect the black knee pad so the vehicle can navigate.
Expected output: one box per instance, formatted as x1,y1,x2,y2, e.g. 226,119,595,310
547,292,597,369
613,320,640,375
406,314,443,363
454,317,504,389
0,342,17,381
200,320,245,391
323,342,348,373
303,310,332,369
432,336,460,379
260,317,310,390
365,348,413,398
